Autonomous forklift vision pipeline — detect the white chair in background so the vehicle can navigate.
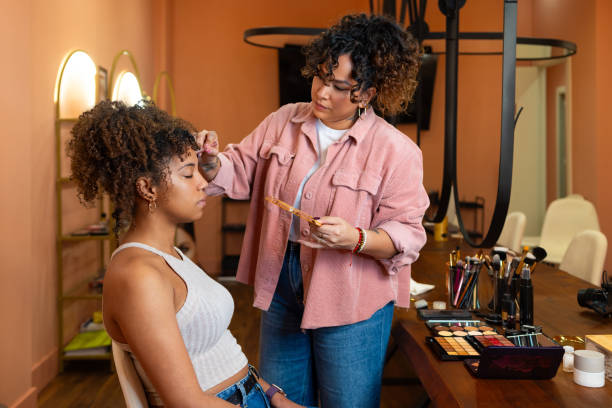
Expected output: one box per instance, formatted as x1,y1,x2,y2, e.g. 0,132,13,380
559,230,608,286
112,341,149,408
522,196,600,264
565,194,584,200
497,211,526,254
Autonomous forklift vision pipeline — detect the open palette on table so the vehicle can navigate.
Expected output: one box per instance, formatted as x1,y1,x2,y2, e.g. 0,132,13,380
424,320,564,379
426,336,481,360
464,333,564,379
425,320,498,338
425,320,496,360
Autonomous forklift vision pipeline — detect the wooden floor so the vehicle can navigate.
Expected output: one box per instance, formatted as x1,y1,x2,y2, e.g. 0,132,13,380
39,281,427,407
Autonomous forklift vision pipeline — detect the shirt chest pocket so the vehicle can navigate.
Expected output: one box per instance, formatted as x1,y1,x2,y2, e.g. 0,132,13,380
259,141,295,166
259,141,296,199
330,170,381,224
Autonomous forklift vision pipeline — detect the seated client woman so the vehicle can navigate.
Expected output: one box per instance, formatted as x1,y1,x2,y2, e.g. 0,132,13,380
67,100,304,408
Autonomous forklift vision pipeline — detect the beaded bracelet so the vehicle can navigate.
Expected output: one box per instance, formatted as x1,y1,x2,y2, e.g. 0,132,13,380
352,227,367,254
357,228,368,253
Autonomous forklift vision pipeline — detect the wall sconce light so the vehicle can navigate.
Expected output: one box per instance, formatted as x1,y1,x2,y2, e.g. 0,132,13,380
109,50,143,105
54,50,97,119
111,71,143,106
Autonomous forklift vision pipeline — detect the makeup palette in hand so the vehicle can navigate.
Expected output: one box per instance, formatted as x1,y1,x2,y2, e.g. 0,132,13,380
265,196,322,226
426,320,497,338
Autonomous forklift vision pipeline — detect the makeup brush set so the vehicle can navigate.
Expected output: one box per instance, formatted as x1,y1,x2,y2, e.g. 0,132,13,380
426,245,565,378
481,245,547,328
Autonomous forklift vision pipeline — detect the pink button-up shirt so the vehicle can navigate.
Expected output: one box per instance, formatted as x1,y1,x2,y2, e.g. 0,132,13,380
206,103,429,329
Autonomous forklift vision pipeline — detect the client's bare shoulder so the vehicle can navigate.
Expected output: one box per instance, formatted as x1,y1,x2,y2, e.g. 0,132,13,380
103,248,174,343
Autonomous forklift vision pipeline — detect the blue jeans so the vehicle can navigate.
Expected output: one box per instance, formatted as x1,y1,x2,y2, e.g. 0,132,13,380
259,242,394,408
216,366,270,407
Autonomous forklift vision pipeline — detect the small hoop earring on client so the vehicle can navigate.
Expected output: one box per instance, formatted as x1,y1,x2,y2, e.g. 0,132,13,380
148,199,157,213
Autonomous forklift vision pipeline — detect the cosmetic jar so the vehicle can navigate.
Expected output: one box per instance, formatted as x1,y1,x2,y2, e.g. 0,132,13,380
414,299,428,309
432,301,446,310
573,350,605,387
562,346,574,373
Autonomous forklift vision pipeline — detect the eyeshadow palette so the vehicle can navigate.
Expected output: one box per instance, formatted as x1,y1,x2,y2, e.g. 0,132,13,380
426,336,480,360
464,339,564,379
425,320,497,338
471,334,515,350
462,332,564,379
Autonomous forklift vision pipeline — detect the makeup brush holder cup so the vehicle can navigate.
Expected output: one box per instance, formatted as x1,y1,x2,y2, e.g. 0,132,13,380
493,276,506,314
447,262,481,310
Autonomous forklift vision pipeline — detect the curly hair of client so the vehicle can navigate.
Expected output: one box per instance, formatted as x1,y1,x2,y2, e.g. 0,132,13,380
67,100,197,235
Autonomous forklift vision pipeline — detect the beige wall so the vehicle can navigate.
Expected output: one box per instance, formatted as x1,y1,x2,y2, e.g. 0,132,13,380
1,1,156,406
533,0,598,205
0,3,35,407
534,0,612,271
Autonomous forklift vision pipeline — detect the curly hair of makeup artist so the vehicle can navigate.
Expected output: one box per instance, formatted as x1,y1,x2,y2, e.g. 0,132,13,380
67,100,198,236
302,13,421,117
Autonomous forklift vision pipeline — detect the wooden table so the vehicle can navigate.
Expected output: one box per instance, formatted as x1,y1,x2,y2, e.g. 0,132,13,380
392,238,612,407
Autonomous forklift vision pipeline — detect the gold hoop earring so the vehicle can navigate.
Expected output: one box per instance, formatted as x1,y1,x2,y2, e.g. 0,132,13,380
359,105,367,119
148,199,157,213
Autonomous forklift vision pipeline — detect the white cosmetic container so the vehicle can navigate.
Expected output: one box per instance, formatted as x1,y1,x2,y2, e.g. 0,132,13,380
573,350,605,388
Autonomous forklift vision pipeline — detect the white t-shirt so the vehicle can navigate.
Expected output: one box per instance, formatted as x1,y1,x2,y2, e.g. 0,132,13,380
289,119,347,241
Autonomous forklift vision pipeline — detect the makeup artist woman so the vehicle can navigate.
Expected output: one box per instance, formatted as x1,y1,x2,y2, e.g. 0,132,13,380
198,14,429,408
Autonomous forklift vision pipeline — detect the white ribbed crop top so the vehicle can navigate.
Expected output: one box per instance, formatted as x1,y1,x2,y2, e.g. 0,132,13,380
111,242,248,405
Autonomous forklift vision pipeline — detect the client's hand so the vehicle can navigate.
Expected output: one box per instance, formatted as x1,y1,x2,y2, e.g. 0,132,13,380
271,393,306,408
301,216,360,251
258,378,306,408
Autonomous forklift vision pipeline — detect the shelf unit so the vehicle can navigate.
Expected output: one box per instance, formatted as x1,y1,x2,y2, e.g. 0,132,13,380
219,197,249,281
55,50,114,371
427,191,485,239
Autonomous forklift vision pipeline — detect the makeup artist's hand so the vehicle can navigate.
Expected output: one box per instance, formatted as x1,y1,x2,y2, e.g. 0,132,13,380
196,129,219,160
302,216,360,251
196,129,221,181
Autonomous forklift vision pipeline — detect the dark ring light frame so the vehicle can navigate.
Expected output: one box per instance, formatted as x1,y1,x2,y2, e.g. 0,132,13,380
243,0,576,248
244,29,576,61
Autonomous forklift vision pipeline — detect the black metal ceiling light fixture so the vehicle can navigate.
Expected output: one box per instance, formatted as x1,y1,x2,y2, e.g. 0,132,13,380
243,0,577,248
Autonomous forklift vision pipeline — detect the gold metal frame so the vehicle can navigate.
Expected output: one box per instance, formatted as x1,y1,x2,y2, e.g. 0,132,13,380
153,71,177,115
108,49,143,100
55,49,113,371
